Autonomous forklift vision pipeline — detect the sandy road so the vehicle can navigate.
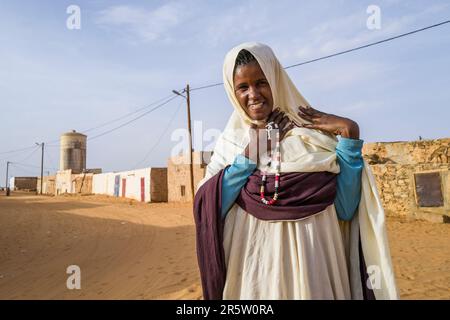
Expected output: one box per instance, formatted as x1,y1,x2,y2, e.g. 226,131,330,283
0,192,202,299
0,192,449,299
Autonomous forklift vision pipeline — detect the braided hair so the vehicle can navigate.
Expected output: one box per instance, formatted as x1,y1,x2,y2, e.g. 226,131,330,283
233,49,257,75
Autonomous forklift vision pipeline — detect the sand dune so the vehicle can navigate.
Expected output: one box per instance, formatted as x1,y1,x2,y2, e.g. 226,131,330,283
0,192,448,299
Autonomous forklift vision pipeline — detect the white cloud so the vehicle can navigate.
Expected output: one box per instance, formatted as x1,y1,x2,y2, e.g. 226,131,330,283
279,3,450,63
204,1,272,47
96,3,187,43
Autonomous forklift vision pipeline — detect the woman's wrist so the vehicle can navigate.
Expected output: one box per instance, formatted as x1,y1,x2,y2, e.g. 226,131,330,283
338,120,360,140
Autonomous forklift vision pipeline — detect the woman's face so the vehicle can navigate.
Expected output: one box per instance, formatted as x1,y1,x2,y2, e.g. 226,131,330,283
233,60,274,121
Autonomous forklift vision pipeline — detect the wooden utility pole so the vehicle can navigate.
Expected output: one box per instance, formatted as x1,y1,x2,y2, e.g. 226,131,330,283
185,84,195,202
172,85,195,202
39,142,44,195
5,161,10,196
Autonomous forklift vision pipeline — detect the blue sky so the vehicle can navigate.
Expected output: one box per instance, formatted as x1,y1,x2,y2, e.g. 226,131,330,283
1,0,449,184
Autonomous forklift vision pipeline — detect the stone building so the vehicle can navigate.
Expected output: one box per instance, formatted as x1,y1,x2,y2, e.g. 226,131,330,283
363,138,450,223
37,175,56,195
168,151,213,202
9,177,38,191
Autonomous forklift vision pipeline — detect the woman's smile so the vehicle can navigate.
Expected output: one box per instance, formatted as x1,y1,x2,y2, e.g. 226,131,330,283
248,101,266,111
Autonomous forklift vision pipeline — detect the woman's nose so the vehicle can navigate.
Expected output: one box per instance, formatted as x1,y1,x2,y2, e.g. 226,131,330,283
248,86,261,100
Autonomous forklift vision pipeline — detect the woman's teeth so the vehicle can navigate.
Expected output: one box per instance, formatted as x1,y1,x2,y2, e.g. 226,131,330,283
249,102,264,110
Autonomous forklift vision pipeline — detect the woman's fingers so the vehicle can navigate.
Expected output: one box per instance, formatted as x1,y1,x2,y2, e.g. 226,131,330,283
272,112,285,125
267,107,281,123
298,105,321,118
279,116,290,130
267,111,277,123
280,122,295,140
298,109,314,122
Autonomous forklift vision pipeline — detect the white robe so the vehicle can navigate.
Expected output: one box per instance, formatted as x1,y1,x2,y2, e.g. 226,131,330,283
223,204,351,299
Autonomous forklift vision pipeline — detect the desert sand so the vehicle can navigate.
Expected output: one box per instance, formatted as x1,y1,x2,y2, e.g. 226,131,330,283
0,192,448,299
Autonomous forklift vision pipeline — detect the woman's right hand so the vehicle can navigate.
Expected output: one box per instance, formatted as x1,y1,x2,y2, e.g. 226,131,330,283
242,108,295,163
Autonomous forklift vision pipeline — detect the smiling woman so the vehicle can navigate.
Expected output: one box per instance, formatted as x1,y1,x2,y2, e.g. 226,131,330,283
233,49,274,121
193,42,399,300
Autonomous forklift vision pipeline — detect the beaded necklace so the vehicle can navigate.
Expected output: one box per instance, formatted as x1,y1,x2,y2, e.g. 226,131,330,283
260,122,281,205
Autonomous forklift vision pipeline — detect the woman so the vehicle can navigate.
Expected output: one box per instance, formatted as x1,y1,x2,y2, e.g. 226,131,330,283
194,42,398,300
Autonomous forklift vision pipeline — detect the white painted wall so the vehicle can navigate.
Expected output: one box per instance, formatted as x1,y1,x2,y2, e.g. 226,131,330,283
92,168,152,202
55,170,72,195
92,172,115,195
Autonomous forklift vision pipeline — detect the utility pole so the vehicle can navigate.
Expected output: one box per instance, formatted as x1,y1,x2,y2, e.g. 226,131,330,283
5,161,10,196
172,84,195,201
36,142,44,195
185,84,195,202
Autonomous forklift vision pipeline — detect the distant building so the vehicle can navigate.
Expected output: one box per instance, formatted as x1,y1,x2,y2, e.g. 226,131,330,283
37,175,56,195
167,151,213,202
59,130,86,174
92,167,167,202
363,138,450,223
9,177,37,191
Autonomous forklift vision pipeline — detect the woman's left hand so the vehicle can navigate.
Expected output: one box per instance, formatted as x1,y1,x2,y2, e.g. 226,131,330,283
297,105,360,139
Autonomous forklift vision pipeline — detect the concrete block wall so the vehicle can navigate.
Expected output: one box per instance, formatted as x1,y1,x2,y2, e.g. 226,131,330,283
167,151,212,202
150,168,168,202
37,176,56,195
11,177,37,191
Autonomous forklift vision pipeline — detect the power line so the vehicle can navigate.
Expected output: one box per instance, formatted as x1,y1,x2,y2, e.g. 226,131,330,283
33,94,181,147
285,19,450,69
189,19,450,91
16,146,41,163
0,146,40,163
9,163,38,176
11,162,57,171
132,98,184,169
0,145,36,155
45,147,58,172
81,93,177,134
0,92,183,153
88,94,180,142
190,82,223,92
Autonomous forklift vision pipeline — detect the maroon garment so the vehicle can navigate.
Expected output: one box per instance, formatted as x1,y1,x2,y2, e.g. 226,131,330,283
193,168,337,300
193,168,375,300
193,166,229,300
236,170,337,220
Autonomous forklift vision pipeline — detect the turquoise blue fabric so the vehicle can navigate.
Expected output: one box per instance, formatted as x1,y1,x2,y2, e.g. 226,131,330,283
220,154,257,218
334,137,364,221
220,137,364,220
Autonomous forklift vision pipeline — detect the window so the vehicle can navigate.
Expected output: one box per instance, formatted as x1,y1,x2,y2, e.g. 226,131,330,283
180,185,186,197
414,172,444,207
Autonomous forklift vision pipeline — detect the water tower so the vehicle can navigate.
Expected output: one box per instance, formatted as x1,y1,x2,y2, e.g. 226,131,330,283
59,130,87,173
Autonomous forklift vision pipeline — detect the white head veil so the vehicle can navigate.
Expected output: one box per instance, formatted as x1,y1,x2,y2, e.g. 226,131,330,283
199,42,399,300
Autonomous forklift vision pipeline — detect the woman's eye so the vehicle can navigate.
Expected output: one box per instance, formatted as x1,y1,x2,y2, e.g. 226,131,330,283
259,80,268,85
